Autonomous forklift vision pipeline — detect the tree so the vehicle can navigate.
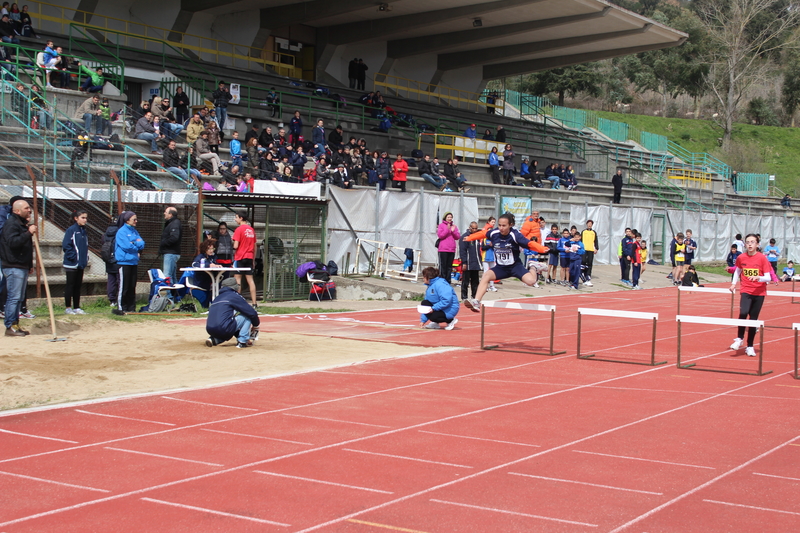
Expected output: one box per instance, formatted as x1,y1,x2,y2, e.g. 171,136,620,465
693,0,800,146
782,53,800,126
519,63,602,107
745,96,780,125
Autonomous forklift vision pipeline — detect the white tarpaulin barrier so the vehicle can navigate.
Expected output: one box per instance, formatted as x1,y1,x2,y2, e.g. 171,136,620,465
252,180,322,198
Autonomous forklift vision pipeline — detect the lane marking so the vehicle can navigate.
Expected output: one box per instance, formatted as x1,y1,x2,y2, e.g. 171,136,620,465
428,499,598,528
572,450,715,470
509,472,662,495
322,371,449,380
282,413,392,428
343,449,473,469
417,430,540,448
253,471,393,494
719,380,746,383
103,447,222,467
0,470,110,492
141,497,290,526
346,519,428,532
75,410,175,426
753,472,800,482
776,384,800,389
161,396,259,411
0,428,78,444
608,434,800,532
671,375,691,378
199,428,313,446
703,499,800,517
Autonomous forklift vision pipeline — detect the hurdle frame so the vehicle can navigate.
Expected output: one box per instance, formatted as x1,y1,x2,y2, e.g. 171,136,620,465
576,308,665,366
794,324,800,380
480,301,565,356
677,286,735,318
676,315,771,376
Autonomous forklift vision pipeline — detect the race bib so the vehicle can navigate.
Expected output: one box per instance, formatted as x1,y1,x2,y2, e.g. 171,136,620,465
496,249,513,265
743,268,760,277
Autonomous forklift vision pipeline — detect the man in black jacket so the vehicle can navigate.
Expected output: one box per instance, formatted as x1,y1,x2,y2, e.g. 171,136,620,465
348,58,358,89
612,169,624,204
0,199,35,336
162,140,189,183
173,86,191,125
495,125,506,143
205,277,260,348
211,81,233,130
356,59,368,91
458,221,482,300
159,207,182,284
332,163,353,189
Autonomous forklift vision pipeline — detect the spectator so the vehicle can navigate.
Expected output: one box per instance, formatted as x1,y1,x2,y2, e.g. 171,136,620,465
375,151,392,191
260,151,279,180
135,110,160,154
113,211,144,315
482,128,495,141
564,164,578,190
232,211,258,307
680,264,702,287
419,154,446,190
502,144,515,185
464,123,477,139
1,199,35,336
782,194,792,208
557,164,568,188
781,261,795,282
733,233,745,253
669,231,685,285
764,238,781,273
495,125,506,143
359,91,375,108
241,137,257,176
102,214,121,306
580,219,598,285
30,85,52,130
211,81,232,129
726,244,741,275
485,90,499,114
229,130,242,168
11,82,28,128
50,46,71,88
172,86,190,125
312,119,326,157
437,212,460,283
684,229,697,268
289,110,303,146
19,4,35,38
184,114,203,145
459,221,482,301
151,96,183,140
0,13,19,44
364,150,376,183
544,223,560,284
566,231,585,290
348,58,358,89
444,158,469,192
195,130,221,175
162,139,189,182
356,59,368,91
42,39,58,69
206,120,221,153
212,222,233,268
236,174,250,193
332,163,353,189
488,146,501,184
392,153,408,192
281,165,295,183
328,124,344,151
159,206,182,285
265,87,279,117
275,127,288,147
520,210,541,245
545,163,559,189
419,266,460,330
205,277,260,348
96,96,111,135
77,61,104,93
75,94,101,135
731,170,738,192
520,158,542,187
612,169,623,204
188,239,219,308
181,147,204,187
245,123,259,145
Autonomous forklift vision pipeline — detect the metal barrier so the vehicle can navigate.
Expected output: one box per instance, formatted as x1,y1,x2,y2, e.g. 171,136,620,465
480,301,565,356
375,74,502,114
677,286,735,318
577,308,665,366
667,168,713,190
676,315,770,376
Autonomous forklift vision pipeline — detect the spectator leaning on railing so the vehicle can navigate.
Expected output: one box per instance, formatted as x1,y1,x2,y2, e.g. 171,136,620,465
77,61,104,93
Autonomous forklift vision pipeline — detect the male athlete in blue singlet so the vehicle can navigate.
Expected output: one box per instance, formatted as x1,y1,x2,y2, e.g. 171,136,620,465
463,212,548,312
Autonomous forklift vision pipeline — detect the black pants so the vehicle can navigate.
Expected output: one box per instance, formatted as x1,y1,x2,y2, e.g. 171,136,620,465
439,251,455,283
621,256,631,281
490,165,501,184
737,293,765,347
461,269,480,299
422,299,453,324
118,264,138,312
503,169,514,185
64,268,84,308
582,251,594,278
393,180,406,192
613,186,622,203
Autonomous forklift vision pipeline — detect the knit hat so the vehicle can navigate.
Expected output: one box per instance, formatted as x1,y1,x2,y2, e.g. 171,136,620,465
118,211,136,227
221,277,240,291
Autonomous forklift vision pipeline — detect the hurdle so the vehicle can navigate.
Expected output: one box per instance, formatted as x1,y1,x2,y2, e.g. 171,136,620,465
480,301,565,356
676,315,771,376
677,286,735,318
794,324,800,380
576,308,665,366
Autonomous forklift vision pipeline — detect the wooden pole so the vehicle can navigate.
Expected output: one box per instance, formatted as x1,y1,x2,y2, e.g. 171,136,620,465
27,165,41,299
32,234,61,340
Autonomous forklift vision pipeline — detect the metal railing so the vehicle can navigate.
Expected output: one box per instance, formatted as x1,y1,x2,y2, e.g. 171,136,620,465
375,74,503,114
735,173,770,196
667,141,731,181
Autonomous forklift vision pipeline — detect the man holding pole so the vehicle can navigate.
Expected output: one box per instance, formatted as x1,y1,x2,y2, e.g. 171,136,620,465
0,199,36,337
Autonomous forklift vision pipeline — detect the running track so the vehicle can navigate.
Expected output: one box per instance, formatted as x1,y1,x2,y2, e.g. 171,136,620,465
1,284,799,532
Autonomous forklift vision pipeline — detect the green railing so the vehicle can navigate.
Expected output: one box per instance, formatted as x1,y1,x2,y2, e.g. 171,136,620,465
735,173,770,196
64,25,125,90
627,160,717,213
667,141,731,181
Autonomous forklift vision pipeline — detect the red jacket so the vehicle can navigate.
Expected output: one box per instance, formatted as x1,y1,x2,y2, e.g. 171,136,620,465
392,159,408,182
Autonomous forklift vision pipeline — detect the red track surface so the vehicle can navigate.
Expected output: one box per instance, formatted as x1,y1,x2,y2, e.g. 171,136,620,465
2,284,800,532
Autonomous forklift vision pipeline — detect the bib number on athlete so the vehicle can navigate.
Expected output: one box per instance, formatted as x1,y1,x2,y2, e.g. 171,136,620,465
496,250,513,265
742,268,760,277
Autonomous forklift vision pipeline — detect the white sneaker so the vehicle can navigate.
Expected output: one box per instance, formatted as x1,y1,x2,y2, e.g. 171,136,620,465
445,318,458,330
424,322,441,329
464,299,482,313
584,281,593,287
65,308,75,315
533,283,541,288
745,346,756,357
730,338,743,350
73,308,87,315
487,286,498,292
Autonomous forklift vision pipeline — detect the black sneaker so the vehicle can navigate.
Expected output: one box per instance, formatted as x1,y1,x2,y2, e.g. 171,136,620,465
236,341,252,349
205,337,217,347
112,309,125,316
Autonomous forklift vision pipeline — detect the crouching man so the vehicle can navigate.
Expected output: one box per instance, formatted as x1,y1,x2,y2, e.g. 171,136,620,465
205,277,260,348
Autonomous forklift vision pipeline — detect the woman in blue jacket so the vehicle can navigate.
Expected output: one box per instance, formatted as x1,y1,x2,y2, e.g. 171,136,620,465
62,209,89,315
419,266,460,330
114,211,145,315
488,146,500,184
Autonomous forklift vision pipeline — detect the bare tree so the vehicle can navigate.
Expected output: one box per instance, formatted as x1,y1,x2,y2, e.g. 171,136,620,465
696,0,800,146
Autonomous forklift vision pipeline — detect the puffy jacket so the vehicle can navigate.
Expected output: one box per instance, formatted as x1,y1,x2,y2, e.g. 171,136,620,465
436,221,461,253
159,216,182,256
115,223,145,265
520,216,541,244
173,91,190,115
102,224,119,274
195,137,211,155
289,116,302,135
0,213,33,269
312,126,325,145
79,63,104,87
459,231,482,270
375,157,392,180
392,159,408,182
421,276,460,321
502,149,514,170
418,159,433,175
135,116,155,136
62,223,89,270
73,96,99,120
488,152,499,166
186,121,204,145
206,286,260,341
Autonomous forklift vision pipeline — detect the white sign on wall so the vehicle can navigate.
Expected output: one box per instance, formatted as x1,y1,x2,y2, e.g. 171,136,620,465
229,83,240,105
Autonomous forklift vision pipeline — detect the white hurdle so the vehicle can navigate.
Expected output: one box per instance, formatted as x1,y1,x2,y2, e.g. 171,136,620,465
576,308,665,366
480,301,565,356
677,286,736,318
676,315,770,376
793,324,800,380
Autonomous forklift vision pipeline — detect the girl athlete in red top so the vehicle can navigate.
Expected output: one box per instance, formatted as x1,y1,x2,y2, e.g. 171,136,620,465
463,212,548,312
729,233,777,356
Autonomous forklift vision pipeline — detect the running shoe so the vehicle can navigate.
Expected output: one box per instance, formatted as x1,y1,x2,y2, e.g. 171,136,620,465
584,281,593,287
464,299,482,312
487,286,498,292
65,308,75,315
236,341,252,348
424,322,441,330
533,283,541,289
205,337,217,347
745,346,756,357
73,308,87,315
445,318,458,331
112,309,126,316
19,311,35,319
667,273,673,279
730,338,743,350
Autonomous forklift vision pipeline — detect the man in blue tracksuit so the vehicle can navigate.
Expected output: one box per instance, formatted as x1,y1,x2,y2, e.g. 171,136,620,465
566,232,585,290
620,228,634,285
205,277,260,348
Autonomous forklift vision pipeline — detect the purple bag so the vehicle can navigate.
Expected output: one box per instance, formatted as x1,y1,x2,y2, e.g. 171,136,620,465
295,261,318,280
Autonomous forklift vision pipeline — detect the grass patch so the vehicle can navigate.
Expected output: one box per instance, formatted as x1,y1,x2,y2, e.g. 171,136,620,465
692,265,730,277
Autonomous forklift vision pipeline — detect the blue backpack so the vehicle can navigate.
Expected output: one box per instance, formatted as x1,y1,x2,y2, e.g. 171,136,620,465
0,204,11,235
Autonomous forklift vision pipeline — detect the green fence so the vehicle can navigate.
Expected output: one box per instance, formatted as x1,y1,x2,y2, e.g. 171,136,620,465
735,173,770,196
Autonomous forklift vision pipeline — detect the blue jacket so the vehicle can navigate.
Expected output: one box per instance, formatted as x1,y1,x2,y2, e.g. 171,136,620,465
488,152,499,166
558,236,572,258
229,139,241,157
62,223,89,270
464,127,477,139
312,125,325,145
115,224,145,265
190,253,217,292
289,116,303,135
421,276,460,321
566,240,585,261
206,286,261,341
621,236,634,257
520,162,530,175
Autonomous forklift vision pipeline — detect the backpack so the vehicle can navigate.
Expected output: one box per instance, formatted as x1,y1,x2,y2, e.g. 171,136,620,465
326,260,339,276
0,204,11,235
411,149,424,159
100,234,117,264
132,159,157,171
142,268,174,313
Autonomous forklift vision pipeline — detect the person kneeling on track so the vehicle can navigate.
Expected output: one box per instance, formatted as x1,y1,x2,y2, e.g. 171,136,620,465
419,266,460,330
205,277,260,349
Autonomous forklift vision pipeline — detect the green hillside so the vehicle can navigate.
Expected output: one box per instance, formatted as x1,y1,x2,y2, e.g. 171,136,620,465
592,110,800,195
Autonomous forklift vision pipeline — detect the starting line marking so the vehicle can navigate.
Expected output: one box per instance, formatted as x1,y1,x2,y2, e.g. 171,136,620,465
417,430,540,448
75,409,175,426
571,450,715,470
141,497,291,526
429,498,598,528
200,428,313,446
508,472,662,495
346,519,429,532
342,449,473,469
253,470,393,494
702,499,800,517
752,472,800,482
0,470,110,492
161,396,259,411
0,428,78,444
282,413,391,428
104,447,223,467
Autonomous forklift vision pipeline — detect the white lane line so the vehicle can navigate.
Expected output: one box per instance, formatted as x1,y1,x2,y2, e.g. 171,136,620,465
321,371,450,380
703,499,800,517
282,413,391,428
509,472,662,495
418,430,539,448
342,449,472,469
199,428,313,446
753,472,800,482
141,497,290,526
0,470,110,493
0,428,78,444
428,499,598,528
161,396,259,411
572,450,715,470
253,470,393,494
103,447,222,467
608,434,800,533
75,410,175,426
